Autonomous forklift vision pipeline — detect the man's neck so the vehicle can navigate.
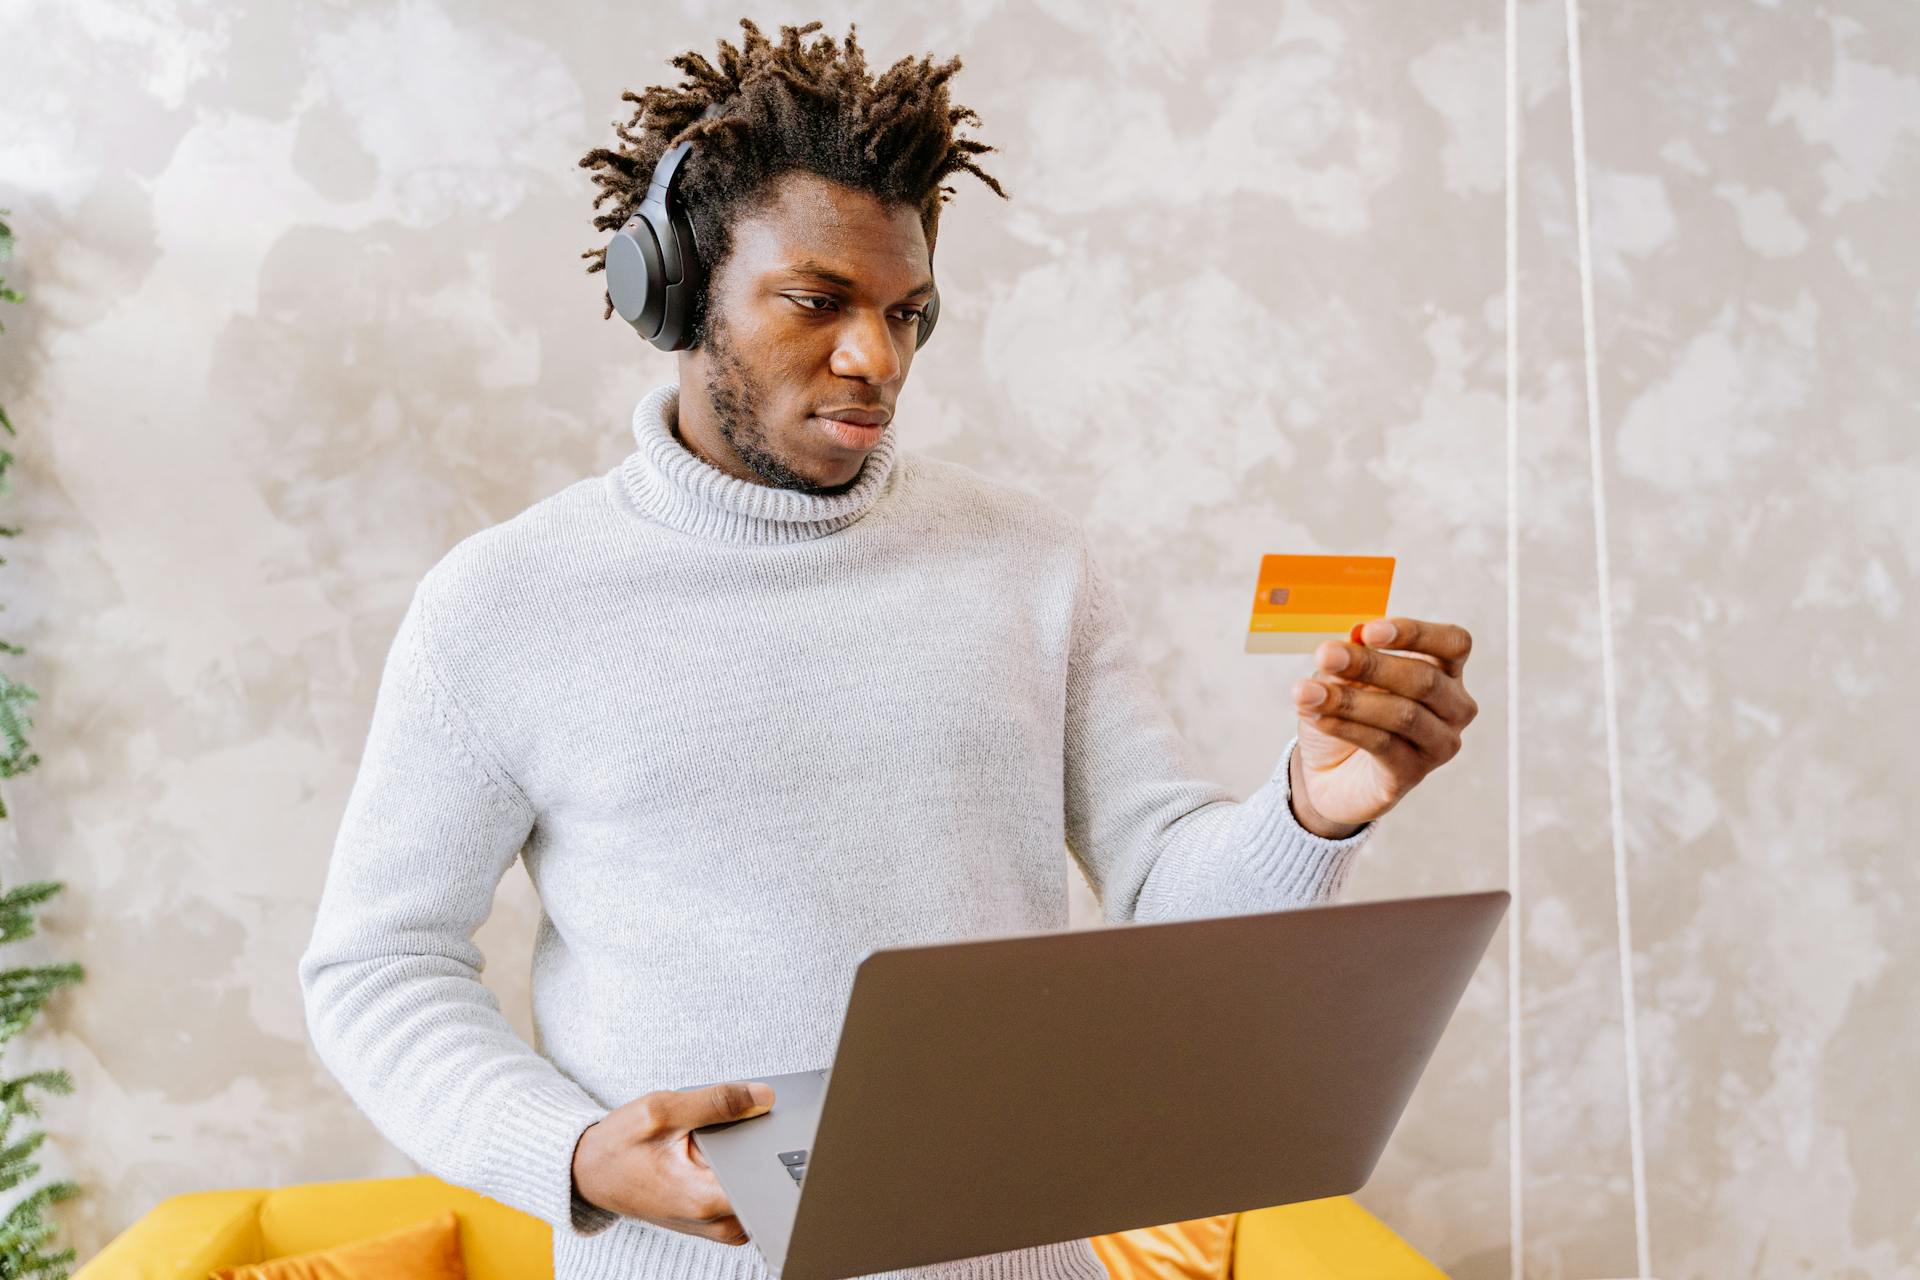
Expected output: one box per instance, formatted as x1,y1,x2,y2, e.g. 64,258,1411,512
671,388,762,485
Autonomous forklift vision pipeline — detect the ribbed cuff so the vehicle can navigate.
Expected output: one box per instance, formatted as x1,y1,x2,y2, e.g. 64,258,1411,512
1229,735,1372,903
462,1079,617,1239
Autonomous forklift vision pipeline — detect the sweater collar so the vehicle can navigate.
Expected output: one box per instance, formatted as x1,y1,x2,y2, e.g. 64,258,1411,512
617,382,901,545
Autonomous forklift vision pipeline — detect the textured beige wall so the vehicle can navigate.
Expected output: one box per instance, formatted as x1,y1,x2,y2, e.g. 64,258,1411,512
1,1,1914,1276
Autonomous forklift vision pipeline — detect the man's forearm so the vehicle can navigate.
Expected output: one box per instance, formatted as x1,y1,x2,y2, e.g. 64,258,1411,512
1290,743,1365,840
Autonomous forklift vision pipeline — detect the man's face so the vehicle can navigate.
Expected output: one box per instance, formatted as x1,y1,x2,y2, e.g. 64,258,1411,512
675,170,934,494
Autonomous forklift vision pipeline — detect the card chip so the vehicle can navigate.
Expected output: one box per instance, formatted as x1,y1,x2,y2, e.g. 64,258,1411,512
1268,587,1289,605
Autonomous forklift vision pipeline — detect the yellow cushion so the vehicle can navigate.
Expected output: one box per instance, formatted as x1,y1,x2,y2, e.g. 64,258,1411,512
209,1209,464,1280
253,1176,549,1280
1090,1216,1238,1280
1232,1197,1449,1278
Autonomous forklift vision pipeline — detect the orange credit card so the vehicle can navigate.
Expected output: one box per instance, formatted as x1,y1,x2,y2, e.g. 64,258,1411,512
1245,554,1395,654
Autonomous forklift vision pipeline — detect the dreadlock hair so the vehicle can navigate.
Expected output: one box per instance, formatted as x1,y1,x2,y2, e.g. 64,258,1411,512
577,17,1009,347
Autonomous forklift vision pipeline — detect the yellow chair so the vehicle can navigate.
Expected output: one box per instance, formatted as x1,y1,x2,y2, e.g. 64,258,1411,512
74,1174,1449,1279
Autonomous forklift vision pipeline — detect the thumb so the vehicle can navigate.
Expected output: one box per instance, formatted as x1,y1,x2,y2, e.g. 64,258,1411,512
667,1080,775,1133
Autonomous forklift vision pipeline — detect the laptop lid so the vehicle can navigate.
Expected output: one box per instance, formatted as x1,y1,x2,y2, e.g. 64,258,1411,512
776,889,1508,1280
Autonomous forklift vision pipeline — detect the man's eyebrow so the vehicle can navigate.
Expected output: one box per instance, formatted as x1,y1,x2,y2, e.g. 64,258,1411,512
782,258,935,299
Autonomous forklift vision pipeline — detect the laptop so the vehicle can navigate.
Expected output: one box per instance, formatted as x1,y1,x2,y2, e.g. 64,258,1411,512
689,888,1509,1280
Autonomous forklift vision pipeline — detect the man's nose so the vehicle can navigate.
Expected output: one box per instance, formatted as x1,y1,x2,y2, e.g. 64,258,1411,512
829,308,904,383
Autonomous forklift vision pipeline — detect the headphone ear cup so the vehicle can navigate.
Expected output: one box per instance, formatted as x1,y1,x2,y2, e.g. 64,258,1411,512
915,286,940,350
606,215,667,341
609,140,704,352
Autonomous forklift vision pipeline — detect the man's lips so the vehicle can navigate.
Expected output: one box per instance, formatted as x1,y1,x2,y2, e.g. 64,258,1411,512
814,408,889,426
812,414,887,447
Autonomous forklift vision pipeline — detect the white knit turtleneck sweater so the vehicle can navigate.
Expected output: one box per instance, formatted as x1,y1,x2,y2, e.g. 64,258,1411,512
298,382,1375,1280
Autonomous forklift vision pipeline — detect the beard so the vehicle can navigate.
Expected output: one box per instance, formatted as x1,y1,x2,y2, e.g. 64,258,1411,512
698,308,864,497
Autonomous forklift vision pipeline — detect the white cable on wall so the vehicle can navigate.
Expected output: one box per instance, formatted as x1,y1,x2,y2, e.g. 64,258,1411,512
1561,0,1654,1274
1503,0,1524,1273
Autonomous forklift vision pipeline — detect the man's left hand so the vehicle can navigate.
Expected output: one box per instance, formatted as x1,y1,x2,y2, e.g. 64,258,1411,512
1288,616,1479,836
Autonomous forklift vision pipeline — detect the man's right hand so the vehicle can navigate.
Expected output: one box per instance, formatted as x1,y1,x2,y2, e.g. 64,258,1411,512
571,1080,776,1245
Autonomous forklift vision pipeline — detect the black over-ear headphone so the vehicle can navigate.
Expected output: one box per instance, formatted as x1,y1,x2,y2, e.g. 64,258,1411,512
603,124,941,353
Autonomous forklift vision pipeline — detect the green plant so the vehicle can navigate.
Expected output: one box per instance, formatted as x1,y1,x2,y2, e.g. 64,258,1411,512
0,206,84,1280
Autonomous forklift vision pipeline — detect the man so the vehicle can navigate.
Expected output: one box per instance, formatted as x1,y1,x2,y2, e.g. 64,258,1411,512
299,18,1479,1280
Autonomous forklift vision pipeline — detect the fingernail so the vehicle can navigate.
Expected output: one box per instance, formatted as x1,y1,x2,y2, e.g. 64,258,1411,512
1363,620,1396,645
1322,647,1349,672
1298,681,1327,706
747,1082,774,1109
